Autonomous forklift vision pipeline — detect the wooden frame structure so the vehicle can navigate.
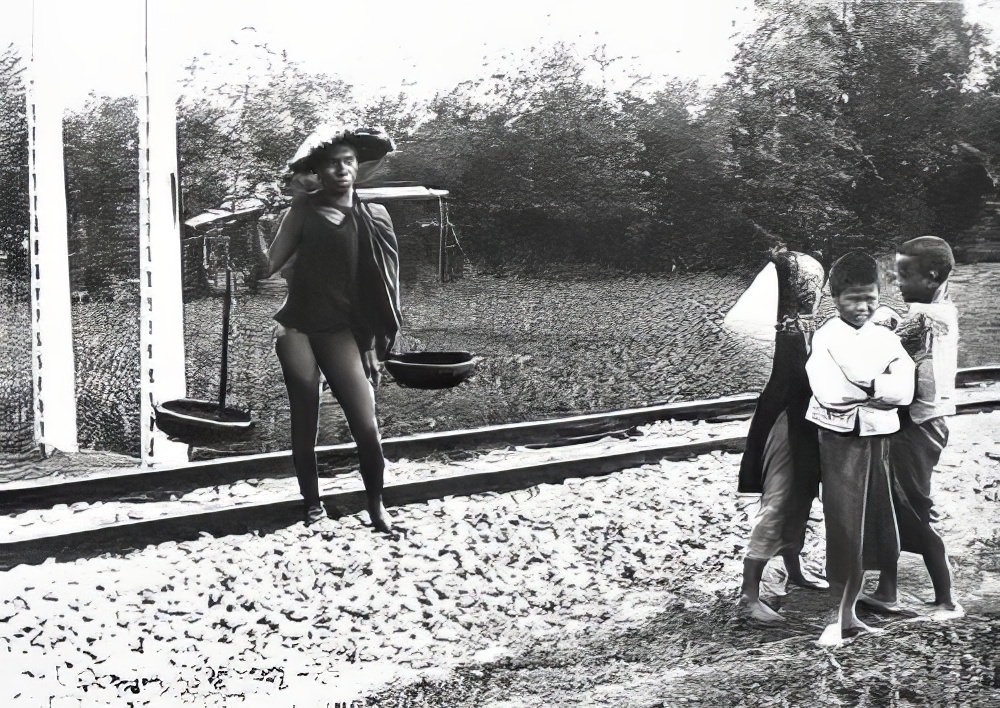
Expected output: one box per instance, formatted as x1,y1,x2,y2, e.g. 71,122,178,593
26,0,79,454
26,2,459,466
361,186,458,283
27,0,188,466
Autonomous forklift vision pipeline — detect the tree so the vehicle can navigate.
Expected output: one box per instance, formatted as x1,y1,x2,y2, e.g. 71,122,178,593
844,0,981,240
721,0,993,261
63,95,139,296
623,82,762,269
386,44,659,270
0,44,28,288
177,33,358,217
722,0,868,257
933,20,1000,235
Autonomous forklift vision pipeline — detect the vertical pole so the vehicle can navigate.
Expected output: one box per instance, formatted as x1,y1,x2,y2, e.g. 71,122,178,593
218,268,231,409
138,0,188,466
26,0,79,454
438,197,447,283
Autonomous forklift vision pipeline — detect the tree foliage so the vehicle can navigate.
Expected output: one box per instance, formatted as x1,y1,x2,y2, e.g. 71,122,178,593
63,95,139,295
721,0,996,262
0,44,28,284
176,32,421,218
1,4,998,291
177,37,355,216
386,44,716,270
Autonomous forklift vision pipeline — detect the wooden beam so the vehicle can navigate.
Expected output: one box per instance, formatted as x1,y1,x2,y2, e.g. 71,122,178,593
26,0,79,454
0,393,759,508
3,384,997,511
0,436,746,569
138,0,188,466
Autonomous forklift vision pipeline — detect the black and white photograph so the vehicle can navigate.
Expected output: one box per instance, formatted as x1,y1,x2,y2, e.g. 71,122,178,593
1,0,1000,704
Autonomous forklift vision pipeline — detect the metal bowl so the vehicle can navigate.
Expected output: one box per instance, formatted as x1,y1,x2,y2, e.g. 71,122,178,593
154,398,255,444
384,351,479,389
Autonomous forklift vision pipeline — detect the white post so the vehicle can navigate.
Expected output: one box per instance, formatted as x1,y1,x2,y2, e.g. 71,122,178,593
138,0,188,466
26,0,79,454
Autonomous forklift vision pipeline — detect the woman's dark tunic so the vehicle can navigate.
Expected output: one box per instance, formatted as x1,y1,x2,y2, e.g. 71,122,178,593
274,204,360,335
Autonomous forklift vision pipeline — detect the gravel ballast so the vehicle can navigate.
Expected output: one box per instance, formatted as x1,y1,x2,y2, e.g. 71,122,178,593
2,412,1000,706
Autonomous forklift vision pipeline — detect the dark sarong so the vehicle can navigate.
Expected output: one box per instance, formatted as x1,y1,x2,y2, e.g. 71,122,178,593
819,431,900,590
891,411,949,555
354,200,402,361
746,411,817,560
738,250,824,496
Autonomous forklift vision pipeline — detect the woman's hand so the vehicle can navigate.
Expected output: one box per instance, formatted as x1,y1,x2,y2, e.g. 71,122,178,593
362,349,381,388
263,201,306,278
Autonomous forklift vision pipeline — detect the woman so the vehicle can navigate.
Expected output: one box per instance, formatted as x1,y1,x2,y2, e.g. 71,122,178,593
259,126,401,532
737,248,829,621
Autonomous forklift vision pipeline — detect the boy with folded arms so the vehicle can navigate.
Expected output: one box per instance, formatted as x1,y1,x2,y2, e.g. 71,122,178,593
805,251,915,645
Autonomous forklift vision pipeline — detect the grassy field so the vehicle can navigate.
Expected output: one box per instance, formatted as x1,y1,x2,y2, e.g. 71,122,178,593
182,266,772,457
0,280,32,453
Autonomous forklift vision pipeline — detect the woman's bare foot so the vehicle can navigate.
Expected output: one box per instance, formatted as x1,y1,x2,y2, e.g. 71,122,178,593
303,501,330,527
367,499,393,534
737,595,785,623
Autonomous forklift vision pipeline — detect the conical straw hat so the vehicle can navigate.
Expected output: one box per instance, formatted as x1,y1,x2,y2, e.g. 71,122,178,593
287,125,395,170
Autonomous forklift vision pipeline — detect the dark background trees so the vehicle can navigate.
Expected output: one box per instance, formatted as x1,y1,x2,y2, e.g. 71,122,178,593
176,39,358,217
0,44,28,288
721,0,998,264
1,1,998,297
63,95,139,295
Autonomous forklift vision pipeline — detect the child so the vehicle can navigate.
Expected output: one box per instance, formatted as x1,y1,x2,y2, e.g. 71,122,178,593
804,250,915,645
738,250,828,623
862,236,962,617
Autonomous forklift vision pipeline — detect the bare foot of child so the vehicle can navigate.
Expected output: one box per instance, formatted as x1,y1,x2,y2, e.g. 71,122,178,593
737,595,785,623
858,593,903,614
782,553,829,591
843,617,883,637
926,601,964,621
817,622,844,646
787,567,830,590
818,619,883,646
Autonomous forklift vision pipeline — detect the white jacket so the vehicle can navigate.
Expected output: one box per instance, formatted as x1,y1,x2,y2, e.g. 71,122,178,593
805,312,915,436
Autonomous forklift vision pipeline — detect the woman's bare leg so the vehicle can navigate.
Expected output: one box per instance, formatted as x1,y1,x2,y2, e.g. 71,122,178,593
275,328,322,509
310,330,390,532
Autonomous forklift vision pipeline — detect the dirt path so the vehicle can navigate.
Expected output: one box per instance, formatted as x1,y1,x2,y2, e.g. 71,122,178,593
370,411,1000,707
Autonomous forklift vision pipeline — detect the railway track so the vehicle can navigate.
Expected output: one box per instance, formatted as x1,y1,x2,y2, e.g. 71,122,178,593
2,369,998,570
